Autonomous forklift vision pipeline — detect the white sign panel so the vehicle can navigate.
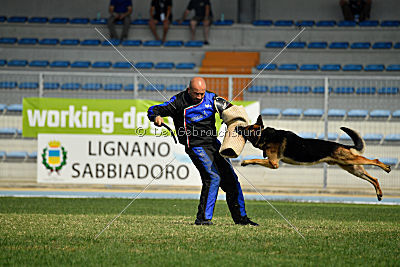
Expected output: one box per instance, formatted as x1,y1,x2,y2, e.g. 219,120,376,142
37,134,201,186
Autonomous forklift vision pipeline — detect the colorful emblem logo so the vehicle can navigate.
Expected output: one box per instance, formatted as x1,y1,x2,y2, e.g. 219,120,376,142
41,141,67,174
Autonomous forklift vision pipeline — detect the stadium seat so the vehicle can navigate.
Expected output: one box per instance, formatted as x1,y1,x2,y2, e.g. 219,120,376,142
60,39,80,46
113,62,131,68
287,42,306,49
172,19,190,26
71,61,91,68
379,158,398,168
350,42,371,49
61,83,81,90
82,83,102,90
49,17,69,24
39,38,59,45
155,62,174,69
29,60,49,67
214,20,234,26
163,40,183,47
303,109,324,118
102,39,120,46
356,87,375,94
0,16,6,22
380,20,400,27
369,110,391,120
347,109,368,119
363,133,383,144
378,87,399,95
392,110,400,120
8,16,27,23
0,128,17,138
184,41,203,47
0,37,17,44
270,85,289,93
248,85,268,93
383,134,400,145
104,83,122,91
28,17,48,23
328,109,346,119
387,65,400,71
308,42,328,49
18,38,38,45
124,84,134,91
132,19,149,25
364,64,385,71
0,59,6,66
44,82,59,90
298,132,317,139
334,87,354,94
260,108,280,117
5,151,27,161
394,42,400,49
318,133,339,141
343,64,363,71
19,82,39,89
166,84,186,91
281,108,302,118
81,39,101,46
27,151,38,162
6,104,23,113
316,20,336,27
70,18,89,24
321,64,341,71
300,64,319,71
176,63,195,69
0,82,17,89
329,42,349,49
372,42,392,49
0,151,5,161
135,62,154,69
338,20,356,27
265,41,285,48
290,86,311,93
0,104,6,113
143,40,162,46
252,20,273,26
8,60,28,67
359,20,379,27
121,40,142,46
92,61,112,68
145,84,165,91
296,20,315,27
256,63,277,70
278,64,298,71
50,61,70,68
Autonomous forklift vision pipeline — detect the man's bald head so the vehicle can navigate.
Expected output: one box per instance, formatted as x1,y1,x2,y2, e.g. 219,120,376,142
188,77,207,103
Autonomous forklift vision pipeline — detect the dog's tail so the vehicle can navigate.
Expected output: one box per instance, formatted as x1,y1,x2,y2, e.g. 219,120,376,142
340,127,365,153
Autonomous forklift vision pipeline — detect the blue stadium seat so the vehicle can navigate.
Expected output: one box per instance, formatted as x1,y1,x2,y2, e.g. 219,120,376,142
155,62,174,69
329,42,349,49
256,63,277,70
316,20,336,27
248,85,268,93
28,152,38,160
214,20,234,26
0,151,5,161
383,134,400,145
274,20,293,26
0,104,6,113
328,109,346,118
350,42,371,49
343,64,363,71
172,20,190,26
252,20,273,26
184,41,203,47
132,19,149,25
0,82,17,89
70,18,89,24
278,64,298,71
321,64,341,71
19,82,38,89
113,62,131,68
8,60,28,67
308,42,328,49
363,133,383,143
28,17,48,23
0,128,17,137
61,83,81,90
300,64,319,71
60,39,80,45
18,38,38,45
378,87,398,94
372,42,392,49
163,40,183,47
270,85,289,93
82,83,102,90
5,151,27,161
313,87,332,94
92,61,112,68
318,133,339,141
124,84,134,91
356,87,375,94
364,64,385,71
298,132,317,139
282,108,302,117
143,40,162,46
338,20,356,27
387,65,400,71
104,84,122,91
146,84,165,91
135,62,154,69
395,43,400,49
303,109,324,118
379,158,398,167
265,41,285,48
44,82,59,90
288,42,306,48
0,38,17,44
7,104,23,112
39,38,59,45
8,16,27,23
102,39,120,46
121,40,142,46
380,20,400,27
81,39,101,46
166,84,186,91
242,155,264,161
0,16,6,22
347,109,368,119
50,61,70,68
359,20,379,27
176,63,195,69
369,110,391,119
49,17,69,24
290,86,311,93
296,20,315,27
260,108,280,116
0,59,7,66
71,61,91,68
334,87,354,94
393,110,400,120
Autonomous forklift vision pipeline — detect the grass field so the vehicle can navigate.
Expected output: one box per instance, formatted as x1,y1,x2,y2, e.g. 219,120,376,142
0,197,399,266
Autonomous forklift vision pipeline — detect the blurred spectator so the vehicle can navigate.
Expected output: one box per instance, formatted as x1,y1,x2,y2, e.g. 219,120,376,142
339,0,372,22
180,0,213,45
107,0,133,41
149,0,173,43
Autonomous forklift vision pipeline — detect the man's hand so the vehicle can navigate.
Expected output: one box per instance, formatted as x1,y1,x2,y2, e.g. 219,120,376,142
154,116,164,127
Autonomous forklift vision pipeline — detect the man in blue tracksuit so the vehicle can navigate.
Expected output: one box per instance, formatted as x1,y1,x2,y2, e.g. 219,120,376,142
147,77,258,226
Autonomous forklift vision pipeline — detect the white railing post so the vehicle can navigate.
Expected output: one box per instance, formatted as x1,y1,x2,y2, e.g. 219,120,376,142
228,76,233,101
39,72,44,98
323,76,329,188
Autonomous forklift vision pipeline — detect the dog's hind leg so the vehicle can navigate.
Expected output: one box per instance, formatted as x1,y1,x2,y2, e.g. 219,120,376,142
335,148,391,173
241,158,279,169
339,164,383,201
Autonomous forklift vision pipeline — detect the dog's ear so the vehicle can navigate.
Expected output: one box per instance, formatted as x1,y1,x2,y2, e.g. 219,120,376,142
256,115,264,128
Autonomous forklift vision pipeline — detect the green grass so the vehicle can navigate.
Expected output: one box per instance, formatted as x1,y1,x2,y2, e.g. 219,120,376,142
0,197,399,266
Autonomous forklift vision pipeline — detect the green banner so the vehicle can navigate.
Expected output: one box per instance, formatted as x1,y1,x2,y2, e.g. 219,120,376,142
23,97,257,137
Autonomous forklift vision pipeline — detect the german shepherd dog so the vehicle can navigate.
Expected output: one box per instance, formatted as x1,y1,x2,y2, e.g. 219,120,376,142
236,115,391,201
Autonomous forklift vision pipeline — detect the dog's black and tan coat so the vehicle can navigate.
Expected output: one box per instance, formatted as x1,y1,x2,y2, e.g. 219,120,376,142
236,115,391,201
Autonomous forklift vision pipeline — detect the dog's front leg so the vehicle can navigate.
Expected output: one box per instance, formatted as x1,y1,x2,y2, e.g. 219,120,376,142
241,158,279,169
